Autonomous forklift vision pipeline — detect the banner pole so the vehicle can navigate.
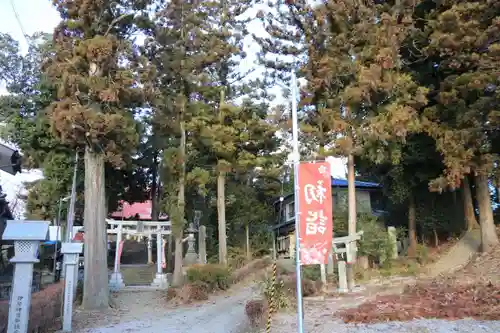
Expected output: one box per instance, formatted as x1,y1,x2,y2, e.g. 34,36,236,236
291,70,305,333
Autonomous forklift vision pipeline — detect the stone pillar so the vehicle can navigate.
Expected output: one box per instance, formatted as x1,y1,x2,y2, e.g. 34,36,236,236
388,226,398,259
337,260,348,293
198,225,207,264
151,231,168,289
320,264,327,290
156,233,162,273
2,220,50,333
61,243,83,332
184,233,198,265
147,233,153,264
346,242,356,291
109,224,124,290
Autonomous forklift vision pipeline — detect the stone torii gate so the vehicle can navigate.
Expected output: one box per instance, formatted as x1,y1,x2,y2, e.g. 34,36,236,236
106,218,171,290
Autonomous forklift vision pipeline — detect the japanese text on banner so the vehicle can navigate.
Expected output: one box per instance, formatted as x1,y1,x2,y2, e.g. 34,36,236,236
297,162,333,265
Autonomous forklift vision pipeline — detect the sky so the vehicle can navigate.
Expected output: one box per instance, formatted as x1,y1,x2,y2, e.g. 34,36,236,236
0,0,348,218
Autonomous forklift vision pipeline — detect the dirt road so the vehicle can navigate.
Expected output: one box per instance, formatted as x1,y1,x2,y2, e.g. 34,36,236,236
68,278,500,333
70,285,259,333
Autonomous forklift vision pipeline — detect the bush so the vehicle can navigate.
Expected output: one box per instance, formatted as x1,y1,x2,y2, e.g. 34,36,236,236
227,247,247,269
231,257,271,283
0,282,64,333
357,214,394,264
302,265,321,281
416,244,430,264
253,248,270,258
166,287,177,301
75,279,83,305
245,299,268,327
186,264,232,292
174,282,210,303
279,274,318,298
261,277,290,310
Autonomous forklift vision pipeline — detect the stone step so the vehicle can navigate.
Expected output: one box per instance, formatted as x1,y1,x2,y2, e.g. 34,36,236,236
120,265,157,286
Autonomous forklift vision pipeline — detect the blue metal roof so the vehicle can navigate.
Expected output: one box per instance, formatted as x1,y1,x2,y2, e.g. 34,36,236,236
331,178,381,188
272,177,381,205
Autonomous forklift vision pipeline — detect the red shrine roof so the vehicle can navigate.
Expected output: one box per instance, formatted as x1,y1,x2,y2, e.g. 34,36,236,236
109,200,168,220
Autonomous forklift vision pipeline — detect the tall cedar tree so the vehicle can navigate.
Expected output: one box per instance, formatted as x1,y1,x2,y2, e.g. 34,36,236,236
309,1,427,259
0,33,149,221
189,97,282,262
260,1,427,258
414,0,500,251
46,0,151,309
146,0,237,284
186,0,278,265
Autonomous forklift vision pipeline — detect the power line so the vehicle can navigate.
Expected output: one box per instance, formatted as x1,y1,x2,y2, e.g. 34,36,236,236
9,0,29,43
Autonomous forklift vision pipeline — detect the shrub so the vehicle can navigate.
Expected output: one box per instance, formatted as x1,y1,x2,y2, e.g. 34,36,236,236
302,265,321,281
231,257,271,283
175,282,209,303
228,247,247,269
278,274,318,298
261,277,290,310
75,279,83,305
416,244,430,264
166,287,177,301
186,264,232,292
0,282,64,333
357,214,394,264
253,248,270,258
245,299,268,327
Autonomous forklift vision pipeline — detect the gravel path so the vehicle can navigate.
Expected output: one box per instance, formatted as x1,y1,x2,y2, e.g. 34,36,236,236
70,285,260,333
67,278,500,333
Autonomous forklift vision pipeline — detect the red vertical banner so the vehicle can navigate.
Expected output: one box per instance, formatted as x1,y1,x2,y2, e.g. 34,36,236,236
297,161,333,265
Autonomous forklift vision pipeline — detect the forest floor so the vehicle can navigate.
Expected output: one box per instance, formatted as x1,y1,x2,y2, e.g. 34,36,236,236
62,229,500,333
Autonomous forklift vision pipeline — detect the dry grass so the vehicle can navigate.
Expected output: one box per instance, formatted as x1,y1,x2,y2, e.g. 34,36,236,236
231,257,272,283
338,244,500,323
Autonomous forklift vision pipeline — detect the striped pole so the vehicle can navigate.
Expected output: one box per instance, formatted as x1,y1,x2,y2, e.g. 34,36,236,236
266,261,277,333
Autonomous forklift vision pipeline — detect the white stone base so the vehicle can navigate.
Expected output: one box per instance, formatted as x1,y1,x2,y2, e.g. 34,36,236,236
337,287,349,293
151,273,168,289
109,272,125,291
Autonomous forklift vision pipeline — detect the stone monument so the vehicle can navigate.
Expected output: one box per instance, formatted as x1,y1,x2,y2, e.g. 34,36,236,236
198,225,207,265
183,222,198,265
2,220,50,333
387,226,398,259
61,242,83,332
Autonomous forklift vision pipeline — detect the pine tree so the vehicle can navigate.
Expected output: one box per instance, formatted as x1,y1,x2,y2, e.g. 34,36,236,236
46,0,152,309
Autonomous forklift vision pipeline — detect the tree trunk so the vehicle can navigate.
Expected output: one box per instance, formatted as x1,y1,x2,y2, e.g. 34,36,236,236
245,224,251,261
346,152,356,289
433,227,439,247
82,147,109,310
172,235,184,287
408,193,417,258
217,171,227,265
217,89,228,266
462,176,479,230
496,185,500,206
172,100,187,287
494,173,500,205
475,173,499,252
347,153,357,237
